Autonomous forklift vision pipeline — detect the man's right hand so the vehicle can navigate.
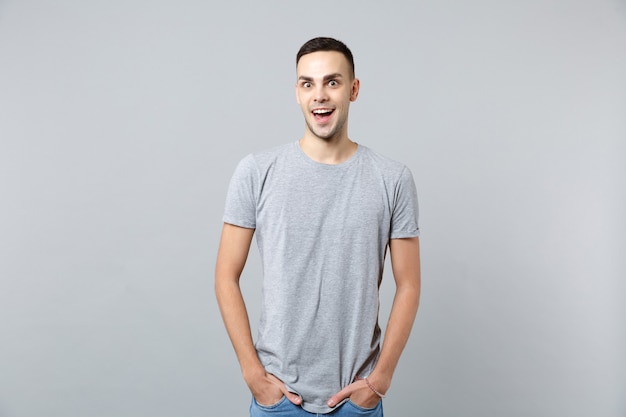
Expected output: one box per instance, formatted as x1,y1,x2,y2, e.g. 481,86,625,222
246,370,302,406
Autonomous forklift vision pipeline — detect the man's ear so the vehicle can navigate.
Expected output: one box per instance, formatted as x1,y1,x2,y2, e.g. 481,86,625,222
295,83,301,105
350,78,360,102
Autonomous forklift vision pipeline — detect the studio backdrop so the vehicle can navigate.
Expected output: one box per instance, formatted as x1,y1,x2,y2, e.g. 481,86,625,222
0,1,624,416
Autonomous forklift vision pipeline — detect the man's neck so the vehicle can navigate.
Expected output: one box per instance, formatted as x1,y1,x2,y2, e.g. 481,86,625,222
299,135,358,165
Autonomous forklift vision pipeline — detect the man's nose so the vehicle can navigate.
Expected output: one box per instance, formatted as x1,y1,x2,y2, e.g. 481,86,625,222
314,85,329,102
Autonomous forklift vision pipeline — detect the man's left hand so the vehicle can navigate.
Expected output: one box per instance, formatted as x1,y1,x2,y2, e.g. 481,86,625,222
326,379,381,409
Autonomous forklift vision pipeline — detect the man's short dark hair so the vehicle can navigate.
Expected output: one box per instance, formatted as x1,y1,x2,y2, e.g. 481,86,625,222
296,37,355,77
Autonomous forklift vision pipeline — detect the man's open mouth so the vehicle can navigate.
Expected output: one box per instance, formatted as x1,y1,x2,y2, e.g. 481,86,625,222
312,108,334,123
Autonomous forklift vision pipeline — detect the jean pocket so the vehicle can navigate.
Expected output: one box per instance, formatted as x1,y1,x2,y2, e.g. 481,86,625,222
252,395,287,410
346,399,382,414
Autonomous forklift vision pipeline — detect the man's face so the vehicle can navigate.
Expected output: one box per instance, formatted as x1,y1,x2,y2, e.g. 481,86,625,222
296,51,360,142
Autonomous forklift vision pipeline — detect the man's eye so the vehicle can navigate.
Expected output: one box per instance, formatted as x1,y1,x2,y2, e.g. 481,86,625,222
303,82,312,88
328,80,338,86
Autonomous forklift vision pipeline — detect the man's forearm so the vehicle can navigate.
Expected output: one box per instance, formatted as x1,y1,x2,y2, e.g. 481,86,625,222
214,224,262,382
370,283,420,391
215,276,264,381
369,236,421,393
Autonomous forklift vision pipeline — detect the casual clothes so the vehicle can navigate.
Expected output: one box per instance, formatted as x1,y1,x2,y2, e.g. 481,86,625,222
250,396,383,416
224,141,419,414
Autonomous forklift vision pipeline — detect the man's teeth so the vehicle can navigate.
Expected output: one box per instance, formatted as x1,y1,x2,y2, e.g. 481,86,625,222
313,109,333,114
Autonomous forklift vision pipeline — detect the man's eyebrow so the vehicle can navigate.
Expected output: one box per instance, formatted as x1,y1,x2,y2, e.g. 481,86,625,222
323,73,343,81
297,73,344,82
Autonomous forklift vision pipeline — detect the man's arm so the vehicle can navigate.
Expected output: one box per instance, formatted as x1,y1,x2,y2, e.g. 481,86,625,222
328,236,421,408
215,223,302,406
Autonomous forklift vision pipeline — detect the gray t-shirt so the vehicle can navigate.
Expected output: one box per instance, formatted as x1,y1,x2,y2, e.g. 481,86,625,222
223,141,419,414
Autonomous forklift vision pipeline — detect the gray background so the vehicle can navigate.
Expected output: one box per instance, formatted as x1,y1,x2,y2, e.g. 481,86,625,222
1,0,625,416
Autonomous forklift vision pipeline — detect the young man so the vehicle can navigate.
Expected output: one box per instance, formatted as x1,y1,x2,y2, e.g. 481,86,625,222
215,37,421,416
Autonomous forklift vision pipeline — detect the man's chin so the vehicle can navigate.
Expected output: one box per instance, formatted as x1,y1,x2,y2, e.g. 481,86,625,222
314,133,339,142
306,124,336,142
316,133,335,141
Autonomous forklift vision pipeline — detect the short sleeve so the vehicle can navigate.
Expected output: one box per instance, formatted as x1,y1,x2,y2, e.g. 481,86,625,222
390,166,420,239
222,154,258,229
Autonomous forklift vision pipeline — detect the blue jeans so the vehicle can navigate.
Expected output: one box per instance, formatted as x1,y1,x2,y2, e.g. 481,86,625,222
250,396,383,417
